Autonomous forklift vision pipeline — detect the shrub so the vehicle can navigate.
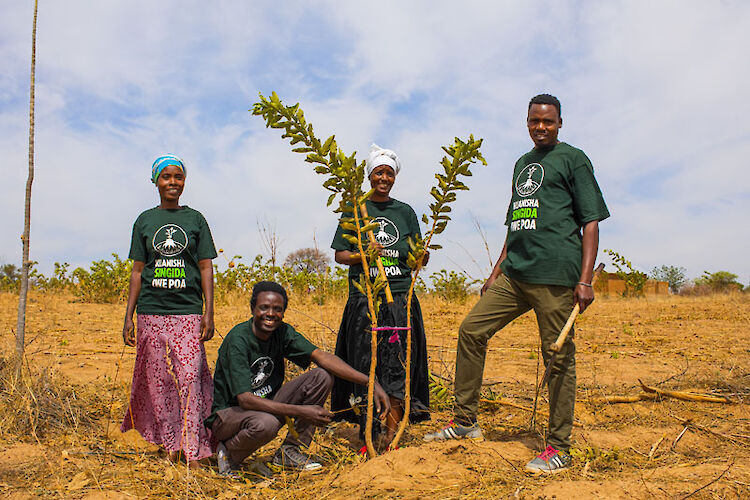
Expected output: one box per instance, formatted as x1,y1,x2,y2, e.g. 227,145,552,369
694,270,743,293
0,261,42,292
214,254,348,305
604,249,647,297
0,263,21,292
36,262,74,293
429,269,479,303
72,253,132,303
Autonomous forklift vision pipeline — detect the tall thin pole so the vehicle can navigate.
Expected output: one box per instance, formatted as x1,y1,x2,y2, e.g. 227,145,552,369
16,0,38,377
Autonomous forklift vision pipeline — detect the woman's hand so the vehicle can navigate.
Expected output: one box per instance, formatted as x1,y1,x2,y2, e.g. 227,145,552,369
421,250,430,266
122,261,144,347
123,317,136,346
335,250,364,266
198,259,215,341
199,313,215,342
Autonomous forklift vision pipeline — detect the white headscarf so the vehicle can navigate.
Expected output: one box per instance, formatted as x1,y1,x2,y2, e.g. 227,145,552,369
366,143,401,177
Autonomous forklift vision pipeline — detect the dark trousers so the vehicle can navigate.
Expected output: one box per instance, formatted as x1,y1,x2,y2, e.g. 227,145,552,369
211,368,334,464
454,273,576,451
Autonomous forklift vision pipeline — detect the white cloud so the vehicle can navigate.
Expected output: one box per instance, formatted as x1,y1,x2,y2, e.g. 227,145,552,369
1,1,749,285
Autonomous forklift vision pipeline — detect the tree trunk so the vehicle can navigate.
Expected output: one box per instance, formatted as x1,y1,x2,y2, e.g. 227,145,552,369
15,0,38,378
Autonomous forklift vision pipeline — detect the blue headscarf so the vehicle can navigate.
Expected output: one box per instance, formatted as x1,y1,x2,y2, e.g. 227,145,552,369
151,154,186,184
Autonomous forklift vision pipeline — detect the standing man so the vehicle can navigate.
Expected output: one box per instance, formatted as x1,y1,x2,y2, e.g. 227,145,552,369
424,94,609,475
207,281,390,475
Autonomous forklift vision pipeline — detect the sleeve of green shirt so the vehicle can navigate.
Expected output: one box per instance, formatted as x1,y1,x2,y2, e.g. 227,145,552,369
504,160,522,226
128,216,147,262
331,222,352,251
570,153,610,226
407,204,421,239
282,324,318,369
195,211,218,260
331,208,356,252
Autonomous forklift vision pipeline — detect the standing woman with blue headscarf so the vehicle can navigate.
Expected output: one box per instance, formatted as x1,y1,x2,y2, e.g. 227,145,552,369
121,155,217,466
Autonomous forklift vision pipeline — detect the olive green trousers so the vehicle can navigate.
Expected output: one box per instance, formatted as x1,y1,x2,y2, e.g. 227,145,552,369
453,273,576,451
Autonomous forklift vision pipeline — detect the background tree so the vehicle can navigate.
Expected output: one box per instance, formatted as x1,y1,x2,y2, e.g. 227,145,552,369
1,264,21,291
15,0,39,378
650,265,687,294
694,271,743,293
604,249,648,297
284,247,330,274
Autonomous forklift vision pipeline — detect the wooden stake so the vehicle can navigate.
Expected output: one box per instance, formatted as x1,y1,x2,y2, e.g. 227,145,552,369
639,380,731,404
15,0,38,380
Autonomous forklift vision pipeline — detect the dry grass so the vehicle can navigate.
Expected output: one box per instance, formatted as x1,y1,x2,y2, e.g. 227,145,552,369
0,290,749,499
0,354,105,441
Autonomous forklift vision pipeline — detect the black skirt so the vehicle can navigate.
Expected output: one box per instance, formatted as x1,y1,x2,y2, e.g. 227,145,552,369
331,292,430,425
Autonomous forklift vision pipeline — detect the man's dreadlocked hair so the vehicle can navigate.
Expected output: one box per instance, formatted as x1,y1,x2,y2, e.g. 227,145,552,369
528,94,561,119
250,281,289,310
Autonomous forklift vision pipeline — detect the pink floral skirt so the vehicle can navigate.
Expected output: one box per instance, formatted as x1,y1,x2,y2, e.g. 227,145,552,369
121,314,215,460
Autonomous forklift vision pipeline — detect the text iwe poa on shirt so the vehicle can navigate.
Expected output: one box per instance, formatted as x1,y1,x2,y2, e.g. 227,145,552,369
510,198,539,231
151,258,187,289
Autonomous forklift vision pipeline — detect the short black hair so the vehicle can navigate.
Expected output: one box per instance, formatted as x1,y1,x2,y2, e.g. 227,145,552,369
250,281,288,310
528,94,561,118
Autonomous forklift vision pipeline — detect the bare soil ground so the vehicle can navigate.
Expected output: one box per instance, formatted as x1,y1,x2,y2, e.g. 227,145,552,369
1,291,748,499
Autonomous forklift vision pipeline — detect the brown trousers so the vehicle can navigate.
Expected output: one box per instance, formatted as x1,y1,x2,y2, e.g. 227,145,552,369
211,368,333,464
454,273,577,451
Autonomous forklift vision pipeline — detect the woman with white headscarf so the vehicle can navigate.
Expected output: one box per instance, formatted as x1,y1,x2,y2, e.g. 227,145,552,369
330,144,431,449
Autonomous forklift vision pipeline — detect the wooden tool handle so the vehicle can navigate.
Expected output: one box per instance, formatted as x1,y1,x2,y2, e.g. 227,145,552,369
549,263,604,353
360,203,394,304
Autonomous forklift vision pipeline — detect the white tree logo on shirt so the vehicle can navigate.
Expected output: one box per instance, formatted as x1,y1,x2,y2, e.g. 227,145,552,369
372,217,399,247
250,356,274,389
515,163,545,197
152,224,188,257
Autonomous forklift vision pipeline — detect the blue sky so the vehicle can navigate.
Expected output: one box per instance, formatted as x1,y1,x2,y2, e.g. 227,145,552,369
1,1,749,284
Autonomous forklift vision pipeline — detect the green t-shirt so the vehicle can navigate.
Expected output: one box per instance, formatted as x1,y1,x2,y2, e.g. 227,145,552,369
128,206,217,315
206,320,318,427
500,142,609,287
331,198,421,296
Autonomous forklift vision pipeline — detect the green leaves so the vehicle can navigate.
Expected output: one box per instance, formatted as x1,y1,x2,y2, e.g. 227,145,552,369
408,135,485,272
252,92,367,212
342,234,359,245
360,222,380,233
424,135,485,229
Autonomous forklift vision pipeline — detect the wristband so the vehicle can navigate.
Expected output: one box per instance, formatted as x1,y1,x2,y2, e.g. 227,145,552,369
577,281,592,288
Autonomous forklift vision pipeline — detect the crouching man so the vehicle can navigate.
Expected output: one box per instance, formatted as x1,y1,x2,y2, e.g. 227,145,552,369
206,281,390,474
